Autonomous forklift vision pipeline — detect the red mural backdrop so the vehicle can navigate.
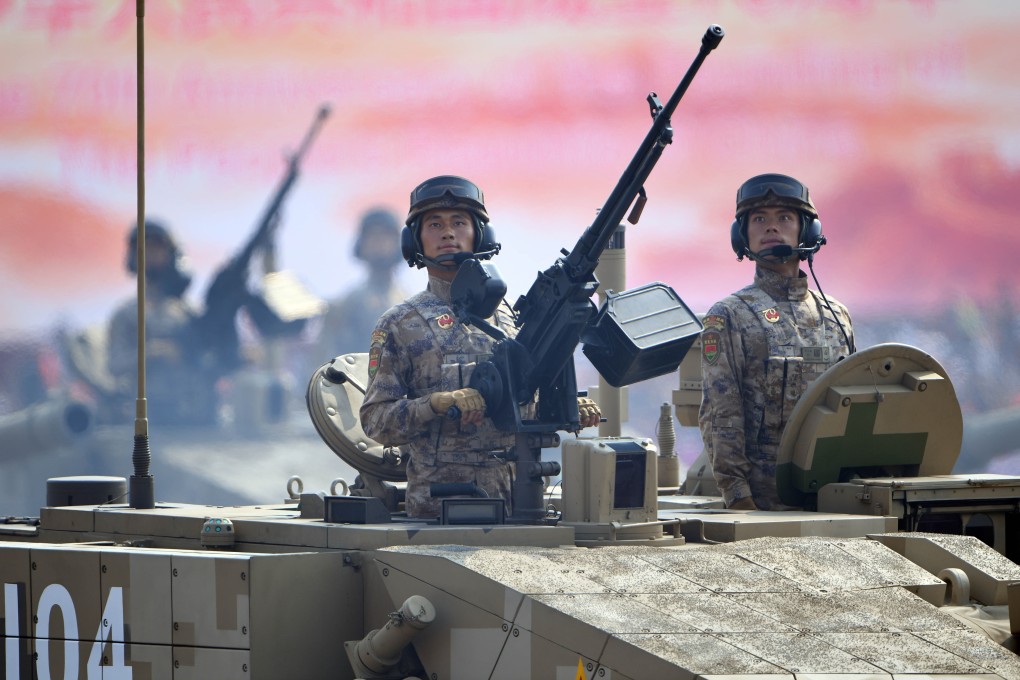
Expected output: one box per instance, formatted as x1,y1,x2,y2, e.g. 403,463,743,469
1,0,1019,413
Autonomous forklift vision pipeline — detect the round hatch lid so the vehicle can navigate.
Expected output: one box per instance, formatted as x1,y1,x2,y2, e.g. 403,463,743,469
306,353,407,482
776,343,962,507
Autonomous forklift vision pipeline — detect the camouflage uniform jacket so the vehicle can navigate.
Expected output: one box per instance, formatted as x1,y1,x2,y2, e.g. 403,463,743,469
360,275,522,517
314,274,406,362
699,266,854,509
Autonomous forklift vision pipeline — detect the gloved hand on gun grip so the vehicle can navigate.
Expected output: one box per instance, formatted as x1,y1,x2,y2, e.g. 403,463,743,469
430,388,486,425
577,396,602,429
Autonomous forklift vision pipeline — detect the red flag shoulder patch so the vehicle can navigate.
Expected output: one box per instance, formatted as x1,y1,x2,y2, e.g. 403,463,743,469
368,330,387,378
702,330,721,365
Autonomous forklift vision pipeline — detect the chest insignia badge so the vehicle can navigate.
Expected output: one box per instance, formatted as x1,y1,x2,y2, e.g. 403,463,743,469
763,308,780,323
435,313,456,329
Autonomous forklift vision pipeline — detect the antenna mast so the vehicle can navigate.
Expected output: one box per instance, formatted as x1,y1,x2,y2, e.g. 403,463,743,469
130,0,154,509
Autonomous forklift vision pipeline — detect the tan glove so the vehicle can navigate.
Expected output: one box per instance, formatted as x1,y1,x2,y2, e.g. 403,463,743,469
577,396,601,429
727,497,757,511
430,388,486,425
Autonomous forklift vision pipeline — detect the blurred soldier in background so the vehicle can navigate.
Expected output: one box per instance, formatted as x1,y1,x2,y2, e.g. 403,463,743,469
107,218,305,427
314,208,406,360
699,173,855,510
106,219,217,426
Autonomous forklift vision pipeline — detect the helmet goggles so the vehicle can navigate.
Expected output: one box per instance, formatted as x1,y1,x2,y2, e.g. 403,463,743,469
735,173,817,219
407,175,489,225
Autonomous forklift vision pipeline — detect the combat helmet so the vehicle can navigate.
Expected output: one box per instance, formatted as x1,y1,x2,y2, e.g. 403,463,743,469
401,175,500,268
730,173,824,261
354,207,403,266
126,218,193,296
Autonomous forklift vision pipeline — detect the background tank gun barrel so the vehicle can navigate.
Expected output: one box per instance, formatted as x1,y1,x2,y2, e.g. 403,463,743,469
0,398,93,461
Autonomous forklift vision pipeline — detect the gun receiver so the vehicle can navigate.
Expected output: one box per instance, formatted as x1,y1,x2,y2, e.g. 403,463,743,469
465,25,723,434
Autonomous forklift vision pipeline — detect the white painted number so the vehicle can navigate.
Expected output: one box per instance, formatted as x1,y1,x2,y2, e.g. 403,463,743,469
4,583,132,680
35,584,79,680
5,583,21,680
89,586,132,680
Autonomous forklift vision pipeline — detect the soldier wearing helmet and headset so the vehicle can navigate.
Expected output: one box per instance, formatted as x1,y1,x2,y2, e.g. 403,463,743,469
699,173,855,511
107,218,305,427
359,175,600,519
106,220,215,425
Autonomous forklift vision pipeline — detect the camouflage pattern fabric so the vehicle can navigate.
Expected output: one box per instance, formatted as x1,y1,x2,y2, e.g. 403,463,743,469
107,294,218,426
699,266,854,509
360,275,525,518
314,275,406,362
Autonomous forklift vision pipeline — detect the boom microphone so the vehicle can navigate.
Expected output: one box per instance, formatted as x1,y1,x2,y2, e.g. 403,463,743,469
421,249,502,270
752,239,825,262
419,252,465,269
761,244,795,259
749,244,796,262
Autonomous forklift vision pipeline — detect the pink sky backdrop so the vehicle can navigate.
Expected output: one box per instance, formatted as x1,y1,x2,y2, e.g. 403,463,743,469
2,0,1019,334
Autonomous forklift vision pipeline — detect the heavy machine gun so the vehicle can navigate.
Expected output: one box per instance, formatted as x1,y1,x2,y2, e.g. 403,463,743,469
197,105,330,368
460,25,722,431
451,25,723,522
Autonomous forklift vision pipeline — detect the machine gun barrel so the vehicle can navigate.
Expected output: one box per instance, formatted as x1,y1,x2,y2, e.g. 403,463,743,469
508,25,723,410
232,104,331,272
564,24,724,281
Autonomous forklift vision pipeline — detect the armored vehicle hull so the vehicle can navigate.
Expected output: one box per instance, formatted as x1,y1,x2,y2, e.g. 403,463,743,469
2,501,1019,679
2,344,1019,679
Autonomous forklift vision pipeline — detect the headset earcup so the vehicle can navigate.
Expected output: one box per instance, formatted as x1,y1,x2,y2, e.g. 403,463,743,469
730,218,745,257
400,225,418,267
802,217,823,249
798,216,823,260
476,222,499,257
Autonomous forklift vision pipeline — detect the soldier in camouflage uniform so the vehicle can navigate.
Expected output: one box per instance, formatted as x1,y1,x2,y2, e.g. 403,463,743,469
699,174,855,510
107,219,279,427
360,176,600,518
107,220,219,426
